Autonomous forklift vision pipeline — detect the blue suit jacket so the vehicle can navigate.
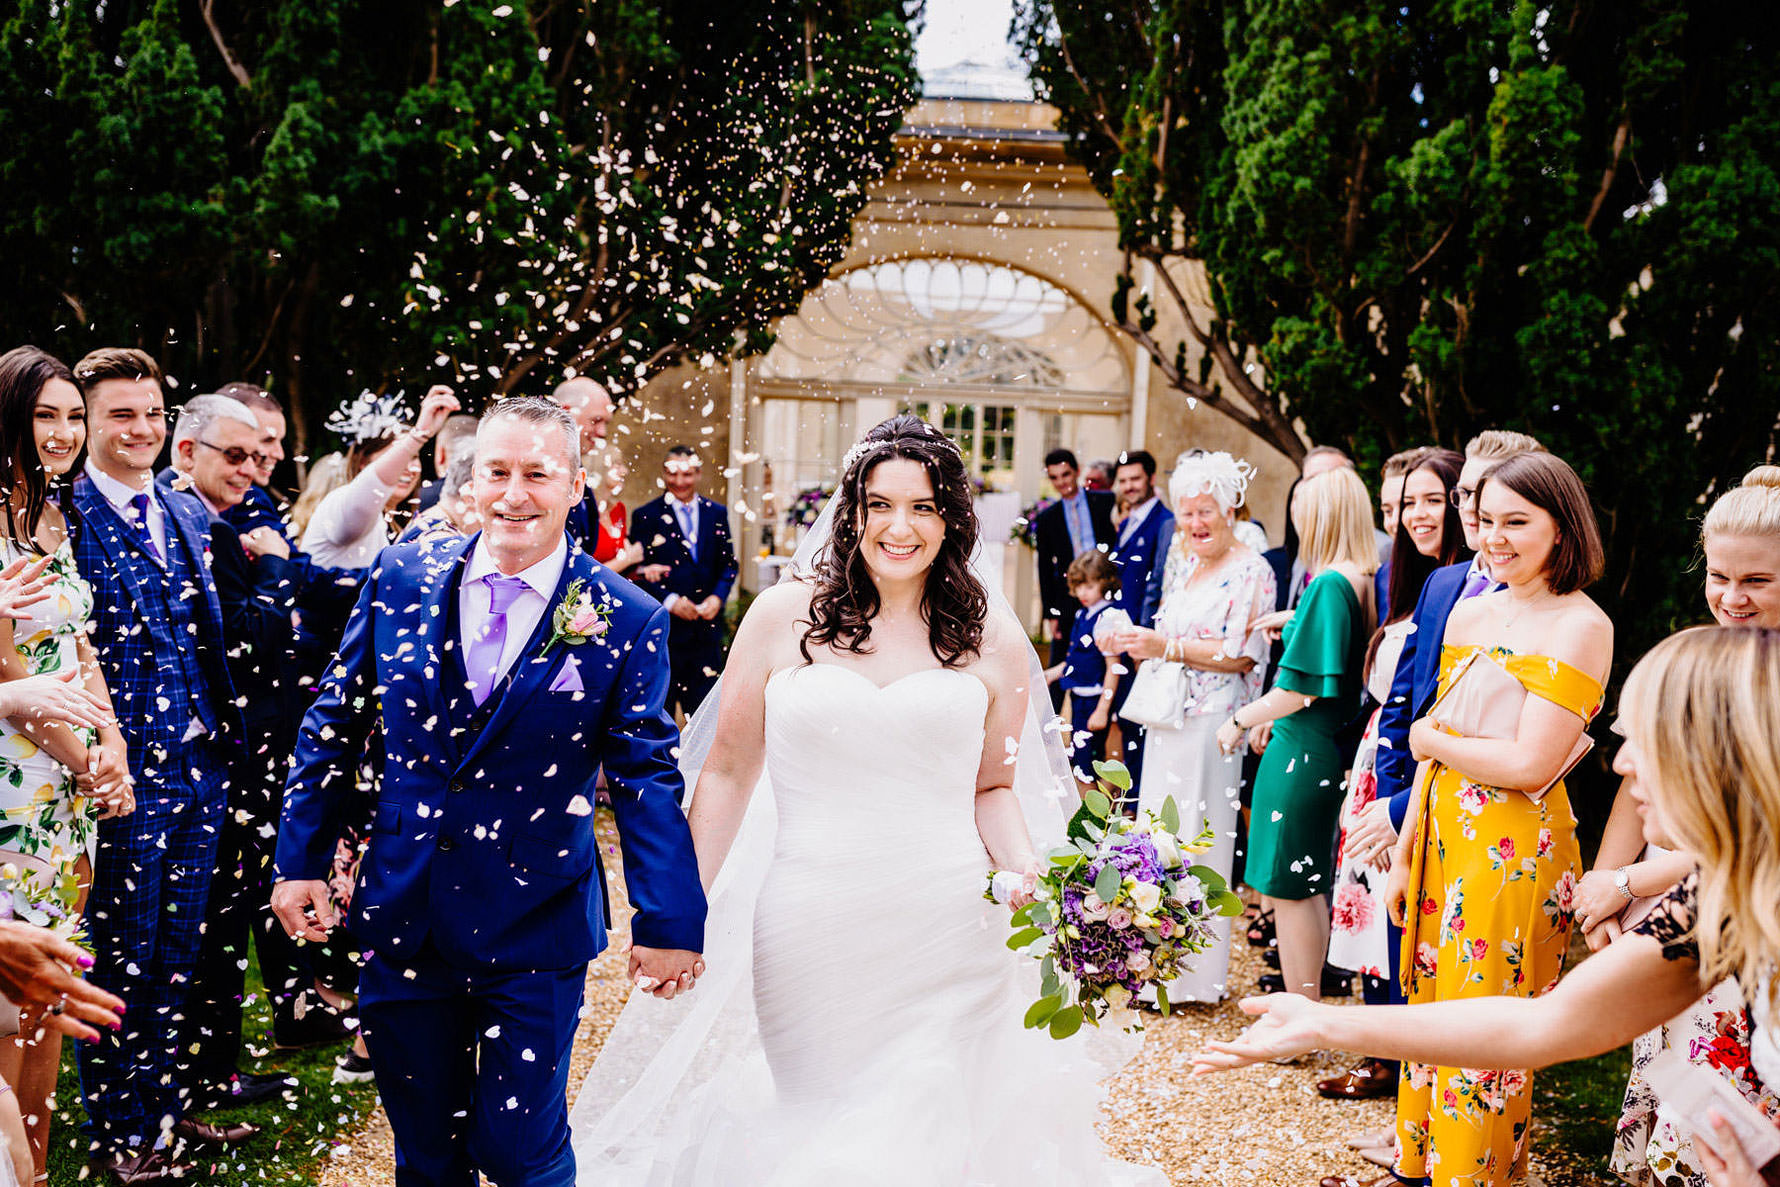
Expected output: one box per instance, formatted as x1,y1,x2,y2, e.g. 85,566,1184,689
630,495,738,608
1378,560,1472,828
276,533,707,970
71,474,241,770
1111,502,1175,628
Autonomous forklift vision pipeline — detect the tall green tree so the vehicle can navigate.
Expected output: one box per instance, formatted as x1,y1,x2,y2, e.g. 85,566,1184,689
0,0,918,453
1013,0,1780,659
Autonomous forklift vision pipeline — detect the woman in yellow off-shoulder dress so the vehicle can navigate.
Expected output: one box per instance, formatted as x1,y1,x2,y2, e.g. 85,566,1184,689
1386,452,1613,1186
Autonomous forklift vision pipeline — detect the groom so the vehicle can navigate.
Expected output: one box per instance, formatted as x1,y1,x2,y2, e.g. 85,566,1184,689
273,397,707,1186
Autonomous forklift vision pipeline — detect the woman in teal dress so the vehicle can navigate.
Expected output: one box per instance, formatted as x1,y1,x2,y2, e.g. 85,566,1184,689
1217,467,1376,1002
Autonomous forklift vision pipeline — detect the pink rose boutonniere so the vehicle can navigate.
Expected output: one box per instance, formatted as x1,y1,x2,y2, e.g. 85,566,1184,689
542,578,611,657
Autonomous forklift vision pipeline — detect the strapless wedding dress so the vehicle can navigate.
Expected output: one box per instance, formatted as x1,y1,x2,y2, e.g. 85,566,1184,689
571,662,1165,1185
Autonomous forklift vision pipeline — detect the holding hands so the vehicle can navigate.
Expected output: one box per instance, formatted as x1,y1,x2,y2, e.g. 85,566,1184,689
1345,799,1398,871
629,946,706,1000
271,878,338,943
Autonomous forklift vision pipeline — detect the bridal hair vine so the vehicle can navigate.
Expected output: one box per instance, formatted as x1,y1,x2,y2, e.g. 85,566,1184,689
325,389,410,444
1168,449,1256,511
839,420,962,478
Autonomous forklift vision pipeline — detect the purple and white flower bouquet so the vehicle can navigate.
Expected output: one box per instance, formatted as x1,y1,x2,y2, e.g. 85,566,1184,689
990,760,1241,1037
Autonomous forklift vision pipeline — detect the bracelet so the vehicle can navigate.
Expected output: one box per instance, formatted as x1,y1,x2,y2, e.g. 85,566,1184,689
1163,637,1179,664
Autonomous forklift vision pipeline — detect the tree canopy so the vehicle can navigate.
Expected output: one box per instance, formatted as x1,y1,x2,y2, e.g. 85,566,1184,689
1014,0,1780,658
0,0,918,453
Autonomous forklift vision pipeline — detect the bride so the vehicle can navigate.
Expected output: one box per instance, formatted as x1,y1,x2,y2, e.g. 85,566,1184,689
569,415,1164,1185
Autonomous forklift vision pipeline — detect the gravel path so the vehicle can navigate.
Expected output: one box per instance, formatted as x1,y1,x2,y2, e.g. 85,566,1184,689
316,813,1581,1186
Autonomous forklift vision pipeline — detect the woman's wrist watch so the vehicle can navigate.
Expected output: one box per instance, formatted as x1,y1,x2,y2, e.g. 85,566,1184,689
1613,866,1635,901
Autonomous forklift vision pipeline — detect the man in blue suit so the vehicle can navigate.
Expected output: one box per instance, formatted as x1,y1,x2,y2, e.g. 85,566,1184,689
1106,450,1174,798
274,398,706,1187
1033,449,1116,704
630,445,740,720
69,349,253,1178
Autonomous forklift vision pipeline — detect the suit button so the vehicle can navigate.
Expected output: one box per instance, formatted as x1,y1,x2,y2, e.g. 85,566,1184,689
448,779,464,793
436,836,455,852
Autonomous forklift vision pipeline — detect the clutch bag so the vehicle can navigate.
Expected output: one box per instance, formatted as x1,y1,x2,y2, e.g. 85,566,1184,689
1426,649,1593,802
1119,659,1188,731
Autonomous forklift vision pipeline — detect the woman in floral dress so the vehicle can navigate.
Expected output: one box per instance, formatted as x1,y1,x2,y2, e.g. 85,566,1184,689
1388,452,1613,1185
0,346,131,1177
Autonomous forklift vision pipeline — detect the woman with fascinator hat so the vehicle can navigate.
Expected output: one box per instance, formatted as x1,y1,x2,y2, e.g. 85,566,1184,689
568,414,1164,1185
1104,451,1277,1005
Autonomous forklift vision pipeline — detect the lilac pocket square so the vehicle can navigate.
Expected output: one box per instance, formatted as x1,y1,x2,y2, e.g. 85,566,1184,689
549,655,585,694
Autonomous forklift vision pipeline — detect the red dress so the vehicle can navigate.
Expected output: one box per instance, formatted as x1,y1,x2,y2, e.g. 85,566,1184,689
593,499,628,565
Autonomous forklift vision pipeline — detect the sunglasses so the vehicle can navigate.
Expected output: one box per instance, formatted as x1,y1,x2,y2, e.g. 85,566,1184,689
197,440,271,469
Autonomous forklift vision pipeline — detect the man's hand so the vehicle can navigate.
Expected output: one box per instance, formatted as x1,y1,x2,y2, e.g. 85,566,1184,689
669,598,701,621
413,386,462,440
628,946,706,1000
241,526,291,560
271,879,337,943
0,919,124,1043
637,563,671,584
0,668,113,730
82,744,134,820
696,595,723,621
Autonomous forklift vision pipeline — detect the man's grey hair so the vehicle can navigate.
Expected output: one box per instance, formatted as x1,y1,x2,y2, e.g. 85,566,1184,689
439,452,476,504
173,394,262,449
477,396,580,469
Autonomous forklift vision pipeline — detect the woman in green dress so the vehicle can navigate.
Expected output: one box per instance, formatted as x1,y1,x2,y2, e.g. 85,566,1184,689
1217,466,1376,1002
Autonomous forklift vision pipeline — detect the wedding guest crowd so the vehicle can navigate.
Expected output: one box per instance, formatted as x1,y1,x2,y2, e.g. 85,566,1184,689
0,343,739,1183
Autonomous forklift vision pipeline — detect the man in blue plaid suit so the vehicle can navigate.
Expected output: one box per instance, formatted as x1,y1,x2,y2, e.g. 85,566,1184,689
68,349,252,1182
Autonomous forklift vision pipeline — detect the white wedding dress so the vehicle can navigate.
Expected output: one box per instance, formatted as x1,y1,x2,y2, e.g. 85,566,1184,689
569,658,1166,1185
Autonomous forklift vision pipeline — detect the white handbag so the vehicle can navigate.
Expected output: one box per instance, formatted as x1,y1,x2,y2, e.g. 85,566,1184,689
1119,659,1189,730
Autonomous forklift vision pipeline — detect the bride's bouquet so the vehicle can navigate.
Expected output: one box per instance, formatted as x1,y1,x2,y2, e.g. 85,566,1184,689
990,761,1242,1037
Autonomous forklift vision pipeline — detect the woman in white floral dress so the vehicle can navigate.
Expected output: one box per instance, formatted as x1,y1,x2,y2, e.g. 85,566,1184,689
0,347,131,1177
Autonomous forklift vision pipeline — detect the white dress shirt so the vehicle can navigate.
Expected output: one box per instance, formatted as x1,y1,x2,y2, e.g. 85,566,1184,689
1117,496,1160,545
84,460,167,560
458,536,569,689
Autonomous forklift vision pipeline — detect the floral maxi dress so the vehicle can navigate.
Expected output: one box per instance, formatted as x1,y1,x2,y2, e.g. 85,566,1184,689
0,540,98,902
1396,645,1599,1185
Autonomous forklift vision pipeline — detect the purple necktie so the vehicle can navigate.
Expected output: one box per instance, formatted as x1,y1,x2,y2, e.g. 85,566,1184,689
466,574,530,706
1460,568,1491,600
128,493,164,563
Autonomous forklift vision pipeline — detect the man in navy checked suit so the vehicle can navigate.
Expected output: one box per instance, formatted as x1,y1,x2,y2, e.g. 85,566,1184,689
68,349,247,1179
630,445,739,719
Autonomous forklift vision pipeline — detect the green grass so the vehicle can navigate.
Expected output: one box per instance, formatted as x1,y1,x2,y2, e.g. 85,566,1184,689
1535,1041,1635,1183
45,947,376,1185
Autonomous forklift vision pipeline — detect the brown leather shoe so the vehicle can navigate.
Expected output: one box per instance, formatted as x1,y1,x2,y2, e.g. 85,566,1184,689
1316,1057,1397,1100
172,1114,260,1143
91,1147,191,1184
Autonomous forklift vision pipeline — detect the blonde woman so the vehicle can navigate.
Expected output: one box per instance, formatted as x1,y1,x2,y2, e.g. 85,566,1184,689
1216,466,1376,1003
1578,466,1780,1186
1195,626,1780,1186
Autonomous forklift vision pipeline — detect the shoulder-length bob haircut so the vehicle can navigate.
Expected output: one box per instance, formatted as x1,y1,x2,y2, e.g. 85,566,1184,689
802,414,987,668
1476,451,1604,595
1292,466,1378,577
1618,625,1780,1026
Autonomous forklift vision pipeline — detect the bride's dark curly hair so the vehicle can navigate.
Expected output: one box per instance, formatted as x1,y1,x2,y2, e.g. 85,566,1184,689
801,414,988,667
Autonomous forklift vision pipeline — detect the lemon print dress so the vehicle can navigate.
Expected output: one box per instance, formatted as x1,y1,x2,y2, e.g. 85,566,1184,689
1395,645,1599,1185
0,539,98,902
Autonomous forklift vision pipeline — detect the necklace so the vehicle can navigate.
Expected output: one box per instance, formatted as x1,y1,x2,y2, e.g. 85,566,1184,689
1500,588,1559,631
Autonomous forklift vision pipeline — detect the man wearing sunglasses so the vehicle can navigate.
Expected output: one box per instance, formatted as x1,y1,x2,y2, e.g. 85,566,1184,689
161,395,324,1118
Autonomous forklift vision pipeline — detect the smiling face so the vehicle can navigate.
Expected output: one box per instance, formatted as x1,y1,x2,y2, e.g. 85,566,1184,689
32,377,85,478
1705,532,1780,627
1399,466,1449,560
1113,462,1152,510
1379,473,1407,539
1175,491,1235,561
1475,480,1559,590
252,408,286,484
85,377,166,482
858,457,945,585
472,416,584,572
663,456,701,502
1455,455,1494,552
1046,459,1080,501
183,416,261,509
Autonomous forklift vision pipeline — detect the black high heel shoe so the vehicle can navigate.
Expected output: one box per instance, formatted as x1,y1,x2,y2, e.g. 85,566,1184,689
1245,908,1276,948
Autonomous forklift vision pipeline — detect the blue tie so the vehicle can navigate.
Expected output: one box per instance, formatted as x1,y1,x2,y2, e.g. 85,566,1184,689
128,493,164,564
677,502,697,561
1065,495,1091,556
